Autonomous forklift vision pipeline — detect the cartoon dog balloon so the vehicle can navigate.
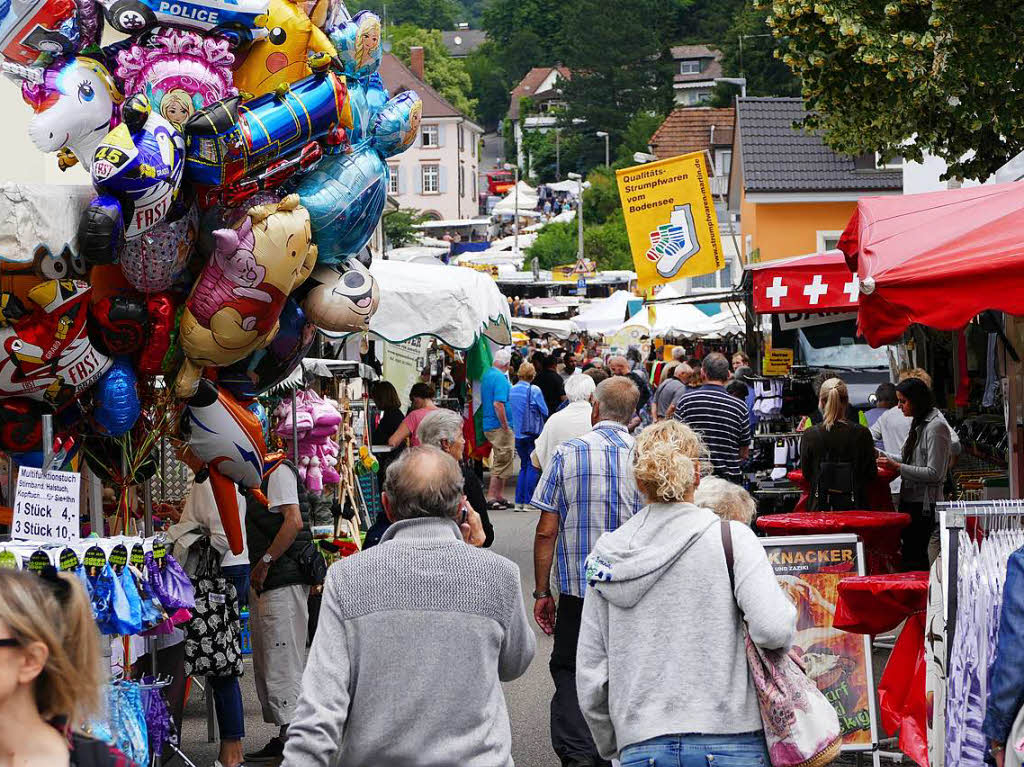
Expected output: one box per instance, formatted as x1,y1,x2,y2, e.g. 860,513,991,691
294,89,421,264
302,260,379,333
175,194,317,398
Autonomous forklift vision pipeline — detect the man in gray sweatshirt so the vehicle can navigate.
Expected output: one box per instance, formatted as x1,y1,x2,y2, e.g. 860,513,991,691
282,446,536,766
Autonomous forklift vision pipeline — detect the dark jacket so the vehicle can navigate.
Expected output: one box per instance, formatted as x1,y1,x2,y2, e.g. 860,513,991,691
246,461,313,592
463,463,494,548
800,420,878,511
535,368,565,416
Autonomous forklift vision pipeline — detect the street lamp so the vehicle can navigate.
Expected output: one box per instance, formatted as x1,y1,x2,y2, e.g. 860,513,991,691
567,172,583,261
713,77,747,97
595,131,609,167
503,161,520,255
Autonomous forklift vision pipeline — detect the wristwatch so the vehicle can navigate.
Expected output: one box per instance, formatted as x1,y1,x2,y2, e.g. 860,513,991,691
532,589,552,599
262,553,274,565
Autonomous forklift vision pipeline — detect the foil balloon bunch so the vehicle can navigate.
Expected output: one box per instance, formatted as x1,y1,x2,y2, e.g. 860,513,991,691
0,0,418,551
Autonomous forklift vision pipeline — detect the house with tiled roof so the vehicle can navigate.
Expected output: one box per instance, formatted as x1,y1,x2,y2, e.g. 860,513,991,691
671,45,722,106
507,65,571,171
379,49,484,220
442,27,486,58
649,106,734,195
728,97,902,263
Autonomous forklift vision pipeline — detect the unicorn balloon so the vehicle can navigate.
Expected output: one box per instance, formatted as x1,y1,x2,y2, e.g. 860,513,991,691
116,28,236,130
15,56,123,171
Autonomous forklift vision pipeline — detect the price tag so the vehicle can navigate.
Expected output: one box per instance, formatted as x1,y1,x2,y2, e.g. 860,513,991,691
763,348,794,376
11,467,81,544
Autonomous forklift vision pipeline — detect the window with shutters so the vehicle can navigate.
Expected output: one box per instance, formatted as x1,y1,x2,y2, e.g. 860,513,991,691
421,124,439,147
388,166,399,195
459,126,464,152
422,164,439,194
458,165,465,197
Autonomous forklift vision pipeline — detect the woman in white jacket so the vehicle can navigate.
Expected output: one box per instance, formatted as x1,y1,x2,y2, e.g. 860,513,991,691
576,420,797,766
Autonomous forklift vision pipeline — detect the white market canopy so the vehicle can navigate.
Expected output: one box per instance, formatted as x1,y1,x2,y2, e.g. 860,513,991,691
491,181,540,214
542,179,590,194
570,290,635,334
320,259,511,350
511,316,576,339
612,303,719,338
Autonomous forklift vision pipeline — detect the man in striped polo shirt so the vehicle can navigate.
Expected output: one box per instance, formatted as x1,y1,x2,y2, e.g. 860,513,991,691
674,352,751,484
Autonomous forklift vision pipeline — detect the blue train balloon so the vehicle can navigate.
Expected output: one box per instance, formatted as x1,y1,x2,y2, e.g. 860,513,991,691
293,90,421,265
93,357,140,437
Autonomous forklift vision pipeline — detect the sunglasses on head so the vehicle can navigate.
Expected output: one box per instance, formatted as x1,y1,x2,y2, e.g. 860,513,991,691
0,638,19,648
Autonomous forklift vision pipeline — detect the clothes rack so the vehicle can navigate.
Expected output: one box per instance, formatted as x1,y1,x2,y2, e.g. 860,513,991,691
939,500,1024,667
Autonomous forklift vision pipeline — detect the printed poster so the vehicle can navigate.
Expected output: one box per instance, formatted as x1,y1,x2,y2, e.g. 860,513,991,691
761,534,878,751
382,337,426,411
615,151,724,293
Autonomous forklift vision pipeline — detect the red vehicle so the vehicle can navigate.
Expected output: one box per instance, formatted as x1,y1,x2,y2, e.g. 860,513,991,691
486,169,514,196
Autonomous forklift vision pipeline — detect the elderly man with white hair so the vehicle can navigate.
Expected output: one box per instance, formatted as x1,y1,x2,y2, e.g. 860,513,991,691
531,373,596,473
480,347,515,509
283,446,535,767
418,408,495,546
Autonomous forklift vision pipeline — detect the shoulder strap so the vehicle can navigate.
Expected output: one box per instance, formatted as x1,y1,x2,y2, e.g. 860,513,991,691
720,519,735,593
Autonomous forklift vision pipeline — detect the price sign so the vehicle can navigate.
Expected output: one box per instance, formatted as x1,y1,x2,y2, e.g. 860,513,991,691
763,347,794,376
11,467,81,544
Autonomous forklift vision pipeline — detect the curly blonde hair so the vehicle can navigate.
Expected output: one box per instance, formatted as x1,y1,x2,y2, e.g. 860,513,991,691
633,420,708,502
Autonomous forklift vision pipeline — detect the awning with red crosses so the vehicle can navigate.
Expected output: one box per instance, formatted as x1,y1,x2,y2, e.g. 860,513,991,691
748,250,860,315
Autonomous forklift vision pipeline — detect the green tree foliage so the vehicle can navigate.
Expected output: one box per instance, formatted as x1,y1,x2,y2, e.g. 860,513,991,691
526,164,634,271
464,42,512,131
556,0,674,171
360,0,460,28
670,0,741,44
762,0,1024,180
521,128,584,183
614,112,667,165
383,208,428,248
711,0,800,104
390,25,477,118
481,0,561,82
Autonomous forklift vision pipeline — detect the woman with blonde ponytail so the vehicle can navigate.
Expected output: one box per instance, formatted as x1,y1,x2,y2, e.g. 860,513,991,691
576,420,797,765
0,567,137,766
800,377,878,511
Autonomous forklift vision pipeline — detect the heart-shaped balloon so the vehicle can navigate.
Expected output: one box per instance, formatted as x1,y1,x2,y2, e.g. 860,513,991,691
92,358,140,437
119,205,198,293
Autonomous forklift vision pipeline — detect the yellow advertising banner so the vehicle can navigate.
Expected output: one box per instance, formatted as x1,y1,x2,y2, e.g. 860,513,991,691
616,151,724,293
763,347,794,376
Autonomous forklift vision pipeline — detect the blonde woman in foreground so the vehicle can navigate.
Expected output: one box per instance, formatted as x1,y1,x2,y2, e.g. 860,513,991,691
576,420,796,767
0,567,137,766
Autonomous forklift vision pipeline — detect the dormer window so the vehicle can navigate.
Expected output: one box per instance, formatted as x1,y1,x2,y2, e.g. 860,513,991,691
679,59,702,75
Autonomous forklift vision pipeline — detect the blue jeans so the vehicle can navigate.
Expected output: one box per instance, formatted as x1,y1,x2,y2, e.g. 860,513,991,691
209,564,250,741
515,436,539,504
619,732,770,767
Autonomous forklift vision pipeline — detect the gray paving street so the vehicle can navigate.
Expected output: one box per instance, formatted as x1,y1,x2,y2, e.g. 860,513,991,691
177,506,892,766
178,506,559,767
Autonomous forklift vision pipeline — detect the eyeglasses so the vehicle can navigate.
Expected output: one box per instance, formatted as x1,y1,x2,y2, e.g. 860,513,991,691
0,638,19,648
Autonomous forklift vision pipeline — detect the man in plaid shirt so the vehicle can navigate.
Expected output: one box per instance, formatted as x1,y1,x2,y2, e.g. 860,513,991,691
531,376,643,767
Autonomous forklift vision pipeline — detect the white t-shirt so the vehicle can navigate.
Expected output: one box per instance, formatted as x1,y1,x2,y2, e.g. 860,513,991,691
267,464,300,512
179,479,249,567
532,401,595,473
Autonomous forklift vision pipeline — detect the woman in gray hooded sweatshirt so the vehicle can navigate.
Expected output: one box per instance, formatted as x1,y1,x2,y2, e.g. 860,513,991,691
576,420,797,766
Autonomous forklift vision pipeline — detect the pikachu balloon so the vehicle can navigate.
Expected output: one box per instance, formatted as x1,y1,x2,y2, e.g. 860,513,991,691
233,0,338,97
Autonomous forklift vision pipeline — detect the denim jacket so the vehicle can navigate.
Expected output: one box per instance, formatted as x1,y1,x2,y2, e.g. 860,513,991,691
983,546,1024,743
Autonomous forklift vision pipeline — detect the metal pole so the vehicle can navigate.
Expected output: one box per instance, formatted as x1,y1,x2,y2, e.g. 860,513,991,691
41,415,53,475
87,466,103,538
604,134,610,167
291,393,299,464
555,129,560,181
513,165,519,256
577,177,584,260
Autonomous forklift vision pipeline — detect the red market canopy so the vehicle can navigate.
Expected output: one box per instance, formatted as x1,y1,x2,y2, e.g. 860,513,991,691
748,250,860,314
839,182,1024,346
